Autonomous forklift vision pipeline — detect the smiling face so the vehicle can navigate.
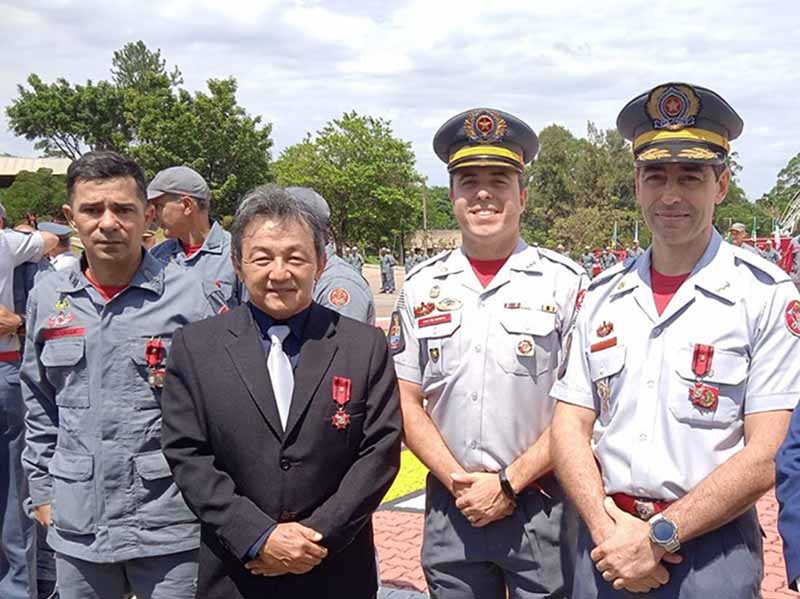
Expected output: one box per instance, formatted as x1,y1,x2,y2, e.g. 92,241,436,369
234,216,325,320
63,176,152,269
635,163,729,251
449,166,526,258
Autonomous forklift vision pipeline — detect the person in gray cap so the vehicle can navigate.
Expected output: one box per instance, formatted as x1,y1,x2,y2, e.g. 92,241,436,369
39,221,79,272
286,187,375,325
147,165,242,305
379,247,396,293
552,82,797,598
728,222,761,254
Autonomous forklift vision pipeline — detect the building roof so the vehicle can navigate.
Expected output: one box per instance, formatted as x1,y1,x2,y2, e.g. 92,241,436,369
0,156,71,176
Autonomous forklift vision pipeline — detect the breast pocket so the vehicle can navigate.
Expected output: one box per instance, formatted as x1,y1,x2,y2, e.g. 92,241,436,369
129,337,172,410
670,347,748,428
587,345,627,425
498,311,558,376
49,450,96,534
417,312,462,378
133,450,197,528
41,338,89,409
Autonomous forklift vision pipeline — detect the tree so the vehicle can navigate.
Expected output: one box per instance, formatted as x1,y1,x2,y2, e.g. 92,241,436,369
0,169,67,224
758,152,800,228
423,186,458,230
5,41,273,217
274,111,420,252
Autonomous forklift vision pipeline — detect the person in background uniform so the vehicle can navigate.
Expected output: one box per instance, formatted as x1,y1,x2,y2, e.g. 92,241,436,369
404,248,418,274
287,187,375,325
728,222,761,255
0,203,57,599
161,185,401,598
551,82,797,598
557,243,569,257
21,151,225,599
350,246,365,276
600,247,617,270
147,165,242,305
627,239,644,259
581,246,596,277
762,239,780,264
392,108,586,599
380,248,396,293
39,222,79,272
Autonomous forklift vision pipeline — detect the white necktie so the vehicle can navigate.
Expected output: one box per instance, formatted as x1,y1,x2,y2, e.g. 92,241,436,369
267,325,294,430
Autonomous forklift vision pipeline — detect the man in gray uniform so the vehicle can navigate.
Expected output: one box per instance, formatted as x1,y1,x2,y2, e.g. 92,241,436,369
763,239,780,264
729,222,761,255
380,248,397,293
40,222,79,272
581,246,596,277
392,108,586,599
0,204,57,599
351,246,365,276
287,187,375,325
627,239,644,259
22,151,225,599
147,165,242,305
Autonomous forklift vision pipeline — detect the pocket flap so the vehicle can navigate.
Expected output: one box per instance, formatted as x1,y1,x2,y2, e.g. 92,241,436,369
134,451,173,481
50,451,93,481
675,347,749,385
500,311,556,336
587,345,627,381
41,338,84,367
415,311,462,339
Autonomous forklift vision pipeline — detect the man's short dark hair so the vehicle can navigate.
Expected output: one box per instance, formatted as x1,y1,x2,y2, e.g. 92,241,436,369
66,151,147,204
231,185,326,266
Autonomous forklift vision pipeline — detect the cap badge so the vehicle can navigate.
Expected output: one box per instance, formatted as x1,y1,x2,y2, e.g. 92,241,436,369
646,84,701,131
465,110,508,144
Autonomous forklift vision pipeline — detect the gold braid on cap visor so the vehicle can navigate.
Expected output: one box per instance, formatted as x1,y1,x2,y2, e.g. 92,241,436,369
633,127,730,152
448,145,524,168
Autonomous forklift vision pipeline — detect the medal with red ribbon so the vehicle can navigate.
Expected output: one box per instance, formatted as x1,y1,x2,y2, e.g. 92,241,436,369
145,337,166,389
331,376,352,430
689,343,719,410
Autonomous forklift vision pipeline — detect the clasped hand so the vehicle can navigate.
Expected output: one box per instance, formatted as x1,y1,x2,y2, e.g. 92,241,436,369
591,498,682,593
245,522,328,577
450,472,515,528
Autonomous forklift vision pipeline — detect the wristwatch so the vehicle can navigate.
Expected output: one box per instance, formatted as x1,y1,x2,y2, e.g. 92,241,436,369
498,467,517,503
648,513,680,553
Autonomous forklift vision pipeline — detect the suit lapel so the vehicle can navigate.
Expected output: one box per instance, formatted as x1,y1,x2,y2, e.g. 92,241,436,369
284,303,338,441
224,306,284,440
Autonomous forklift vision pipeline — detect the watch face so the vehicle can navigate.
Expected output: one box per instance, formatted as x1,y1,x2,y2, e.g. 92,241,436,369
652,518,675,543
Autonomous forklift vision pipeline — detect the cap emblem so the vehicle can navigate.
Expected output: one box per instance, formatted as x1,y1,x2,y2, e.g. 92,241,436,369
465,110,508,144
637,147,672,161
646,84,701,131
676,147,719,161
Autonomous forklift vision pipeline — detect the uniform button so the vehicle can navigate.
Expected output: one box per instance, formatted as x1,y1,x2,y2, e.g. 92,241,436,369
470,441,478,449
475,345,482,353
653,327,662,337
470,392,478,402
646,380,654,389
639,434,647,442
279,458,291,471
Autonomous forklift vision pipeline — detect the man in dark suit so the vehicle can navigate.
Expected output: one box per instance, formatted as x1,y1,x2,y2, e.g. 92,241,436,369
161,185,402,599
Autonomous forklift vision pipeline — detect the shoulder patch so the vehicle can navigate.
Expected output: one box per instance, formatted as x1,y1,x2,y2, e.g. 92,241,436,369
538,248,584,276
405,250,452,281
387,310,405,353
732,245,791,284
328,287,351,307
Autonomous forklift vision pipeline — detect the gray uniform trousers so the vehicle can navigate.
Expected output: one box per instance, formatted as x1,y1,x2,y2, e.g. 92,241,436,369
422,474,576,599
0,360,35,599
572,508,763,598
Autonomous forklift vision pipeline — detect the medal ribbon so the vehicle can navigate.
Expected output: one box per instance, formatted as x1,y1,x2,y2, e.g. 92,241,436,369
691,344,714,378
332,376,352,407
145,338,165,368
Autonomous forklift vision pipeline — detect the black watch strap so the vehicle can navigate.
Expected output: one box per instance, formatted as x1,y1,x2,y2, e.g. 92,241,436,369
498,467,517,502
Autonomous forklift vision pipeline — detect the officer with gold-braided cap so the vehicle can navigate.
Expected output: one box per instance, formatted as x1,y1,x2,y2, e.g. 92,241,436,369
552,83,799,597
392,107,586,598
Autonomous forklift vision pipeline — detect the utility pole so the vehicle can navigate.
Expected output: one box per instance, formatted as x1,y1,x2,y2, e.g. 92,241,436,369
422,176,428,252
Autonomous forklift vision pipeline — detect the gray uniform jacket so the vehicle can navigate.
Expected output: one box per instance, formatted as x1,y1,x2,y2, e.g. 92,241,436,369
380,254,396,273
314,248,375,325
21,252,225,563
150,220,242,306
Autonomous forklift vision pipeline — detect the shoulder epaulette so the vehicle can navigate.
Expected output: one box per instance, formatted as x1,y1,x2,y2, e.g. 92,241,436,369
537,248,584,276
405,250,452,281
731,245,791,284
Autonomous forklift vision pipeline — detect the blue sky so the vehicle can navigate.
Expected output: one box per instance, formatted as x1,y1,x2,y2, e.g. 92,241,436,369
2,0,799,199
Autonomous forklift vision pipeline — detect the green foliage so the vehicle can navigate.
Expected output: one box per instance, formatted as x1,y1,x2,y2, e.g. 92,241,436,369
0,169,67,224
758,152,800,229
6,41,273,219
424,186,457,229
274,111,420,251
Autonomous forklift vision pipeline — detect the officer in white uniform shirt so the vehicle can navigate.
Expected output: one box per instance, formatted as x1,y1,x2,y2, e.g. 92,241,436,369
39,221,79,272
551,82,799,598
392,108,586,599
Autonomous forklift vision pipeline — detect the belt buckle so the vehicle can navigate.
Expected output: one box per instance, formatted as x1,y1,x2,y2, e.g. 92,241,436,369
634,499,655,520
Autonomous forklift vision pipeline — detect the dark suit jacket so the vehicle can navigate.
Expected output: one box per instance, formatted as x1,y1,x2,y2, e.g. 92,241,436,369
161,302,402,598
777,403,800,589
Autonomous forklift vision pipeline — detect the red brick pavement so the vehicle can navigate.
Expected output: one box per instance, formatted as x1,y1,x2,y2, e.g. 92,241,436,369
374,491,800,597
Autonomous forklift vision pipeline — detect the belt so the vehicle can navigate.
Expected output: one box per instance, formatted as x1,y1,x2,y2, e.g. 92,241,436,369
0,351,21,362
611,493,671,520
